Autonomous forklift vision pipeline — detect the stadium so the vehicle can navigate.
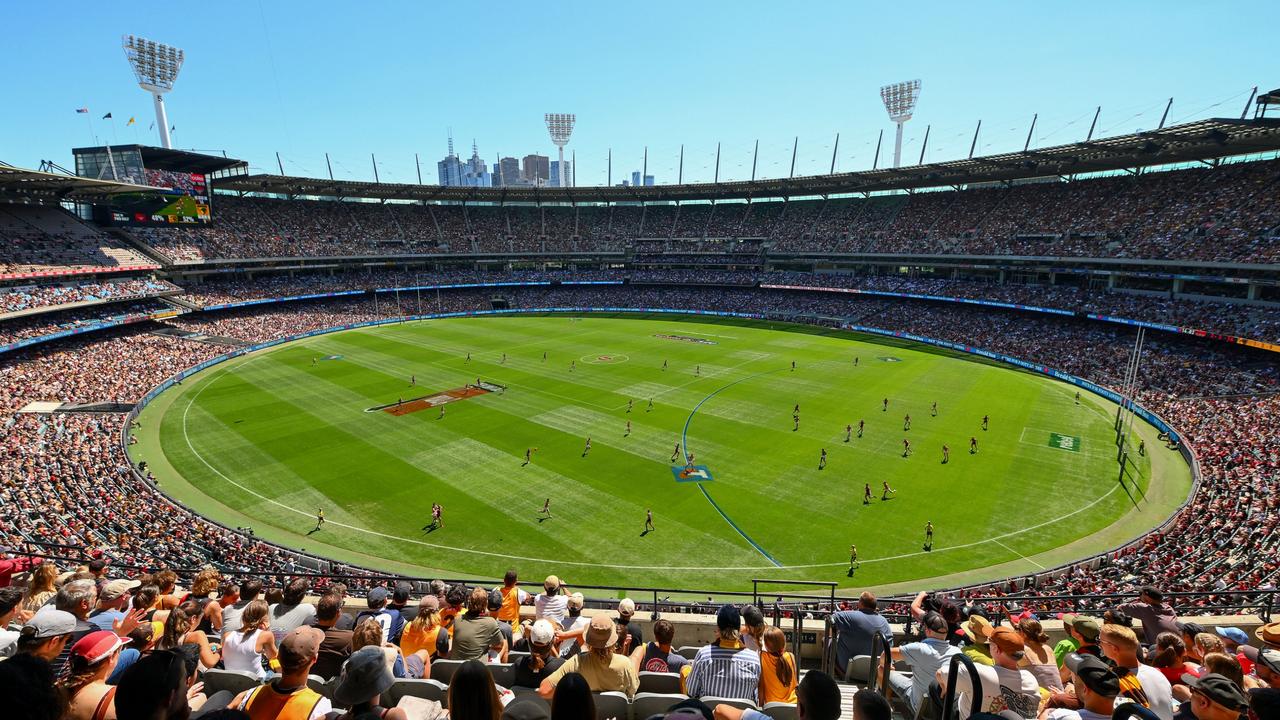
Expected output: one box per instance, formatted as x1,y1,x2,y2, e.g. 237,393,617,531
3,7,1280,720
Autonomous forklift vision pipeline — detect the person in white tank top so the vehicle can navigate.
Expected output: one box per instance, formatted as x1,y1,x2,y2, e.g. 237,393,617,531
222,599,278,679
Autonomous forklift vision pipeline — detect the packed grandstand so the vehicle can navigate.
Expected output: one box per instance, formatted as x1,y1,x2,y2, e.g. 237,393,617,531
2,118,1280,720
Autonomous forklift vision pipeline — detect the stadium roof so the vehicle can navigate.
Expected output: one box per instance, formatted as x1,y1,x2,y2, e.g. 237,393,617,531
71,145,247,175
0,164,167,201
212,117,1280,203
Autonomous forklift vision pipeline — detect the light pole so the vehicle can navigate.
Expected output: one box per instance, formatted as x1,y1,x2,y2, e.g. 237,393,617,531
545,113,576,187
122,35,185,149
879,80,921,168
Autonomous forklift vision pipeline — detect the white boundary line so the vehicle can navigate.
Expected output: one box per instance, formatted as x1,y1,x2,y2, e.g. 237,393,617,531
172,323,1123,572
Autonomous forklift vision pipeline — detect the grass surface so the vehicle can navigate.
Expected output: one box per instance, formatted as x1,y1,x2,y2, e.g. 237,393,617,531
133,314,1191,592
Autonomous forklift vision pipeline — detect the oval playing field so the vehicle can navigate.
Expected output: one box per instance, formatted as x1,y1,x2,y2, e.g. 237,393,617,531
131,313,1192,592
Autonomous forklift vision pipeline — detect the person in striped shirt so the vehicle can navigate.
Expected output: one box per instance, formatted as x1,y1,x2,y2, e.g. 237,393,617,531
686,605,761,703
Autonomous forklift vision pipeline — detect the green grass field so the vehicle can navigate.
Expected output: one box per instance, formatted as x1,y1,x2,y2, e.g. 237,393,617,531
132,313,1191,594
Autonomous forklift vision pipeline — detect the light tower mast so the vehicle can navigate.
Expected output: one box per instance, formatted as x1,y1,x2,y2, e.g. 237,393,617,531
122,35,186,149
545,113,576,187
879,80,922,168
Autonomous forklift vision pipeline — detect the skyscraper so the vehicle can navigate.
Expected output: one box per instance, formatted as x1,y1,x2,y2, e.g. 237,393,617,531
631,171,641,187
462,142,491,187
495,157,521,186
550,160,572,188
437,134,464,186
522,154,549,185
644,175,655,186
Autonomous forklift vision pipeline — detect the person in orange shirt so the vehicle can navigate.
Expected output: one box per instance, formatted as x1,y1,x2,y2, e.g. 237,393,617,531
399,595,444,659
496,569,530,628
759,626,798,704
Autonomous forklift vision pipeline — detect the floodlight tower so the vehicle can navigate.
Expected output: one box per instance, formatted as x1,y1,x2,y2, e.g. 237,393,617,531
879,80,921,168
545,113,576,187
122,35,185,149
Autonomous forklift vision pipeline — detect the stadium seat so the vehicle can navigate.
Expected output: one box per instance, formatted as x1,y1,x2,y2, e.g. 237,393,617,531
676,646,701,660
511,686,540,697
507,651,530,663
638,671,682,694
202,669,263,697
844,656,872,683
702,696,758,712
383,678,448,708
762,702,799,720
430,658,465,684
307,674,335,699
631,692,691,719
488,662,516,689
593,691,631,720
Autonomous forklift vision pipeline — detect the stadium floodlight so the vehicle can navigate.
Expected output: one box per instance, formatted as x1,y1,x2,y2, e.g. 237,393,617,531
545,113,576,187
879,80,922,168
122,35,185,149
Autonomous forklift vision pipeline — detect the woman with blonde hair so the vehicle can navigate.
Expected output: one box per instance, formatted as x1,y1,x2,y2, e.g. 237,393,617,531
399,594,443,658
220,599,276,680
20,561,58,616
1015,617,1063,691
759,625,797,704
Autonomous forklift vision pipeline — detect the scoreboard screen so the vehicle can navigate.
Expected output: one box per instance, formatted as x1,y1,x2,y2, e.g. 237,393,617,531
106,170,212,226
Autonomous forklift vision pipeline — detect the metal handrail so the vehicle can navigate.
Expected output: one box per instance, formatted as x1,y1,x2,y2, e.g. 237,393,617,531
940,653,982,720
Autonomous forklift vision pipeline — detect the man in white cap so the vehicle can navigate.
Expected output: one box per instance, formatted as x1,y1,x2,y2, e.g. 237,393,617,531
556,592,590,657
539,614,639,699
614,598,643,654
534,576,568,629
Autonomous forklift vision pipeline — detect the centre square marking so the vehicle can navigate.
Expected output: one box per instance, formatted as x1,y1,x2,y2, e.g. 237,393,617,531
580,353,629,365
672,464,714,482
1048,432,1081,452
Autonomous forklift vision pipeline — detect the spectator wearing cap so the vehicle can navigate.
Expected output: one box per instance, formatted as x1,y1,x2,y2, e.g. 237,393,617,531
935,626,1040,720
883,611,960,715
1257,648,1280,688
87,579,140,632
1248,687,1280,720
400,594,444,659
308,592,354,680
387,582,417,632
1045,654,1120,720
1258,623,1280,652
0,586,23,657
1214,627,1254,675
497,569,531,628
539,614,640,699
268,578,316,643
16,609,78,663
1099,623,1174,720
830,591,893,678
232,626,333,720
715,669,843,720
1120,586,1180,646
516,620,566,689
959,614,995,667
330,646,409,720
1179,623,1208,662
1184,673,1250,720
614,598,643,655
351,617,429,680
554,593,589,657
630,617,690,674
1055,615,1103,671
353,587,402,646
451,587,508,662
686,605,761,703
535,576,569,629
60,630,128,720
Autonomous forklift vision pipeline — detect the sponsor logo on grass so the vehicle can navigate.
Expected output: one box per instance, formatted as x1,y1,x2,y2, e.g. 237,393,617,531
878,356,902,362
1049,433,1081,452
580,354,629,364
672,464,714,482
654,333,718,345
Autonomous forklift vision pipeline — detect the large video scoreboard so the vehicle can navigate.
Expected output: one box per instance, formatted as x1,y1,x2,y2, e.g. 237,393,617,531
73,145,244,226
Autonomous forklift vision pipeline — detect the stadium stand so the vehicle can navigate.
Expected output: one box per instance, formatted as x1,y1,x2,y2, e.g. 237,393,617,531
0,204,157,277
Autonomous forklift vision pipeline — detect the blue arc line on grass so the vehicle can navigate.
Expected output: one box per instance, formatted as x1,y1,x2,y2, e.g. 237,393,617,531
681,368,787,568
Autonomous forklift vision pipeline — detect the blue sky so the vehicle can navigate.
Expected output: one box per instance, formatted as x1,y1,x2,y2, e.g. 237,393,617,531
4,1,1277,186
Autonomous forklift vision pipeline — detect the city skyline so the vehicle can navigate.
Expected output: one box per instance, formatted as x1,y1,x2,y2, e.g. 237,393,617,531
3,2,1277,186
